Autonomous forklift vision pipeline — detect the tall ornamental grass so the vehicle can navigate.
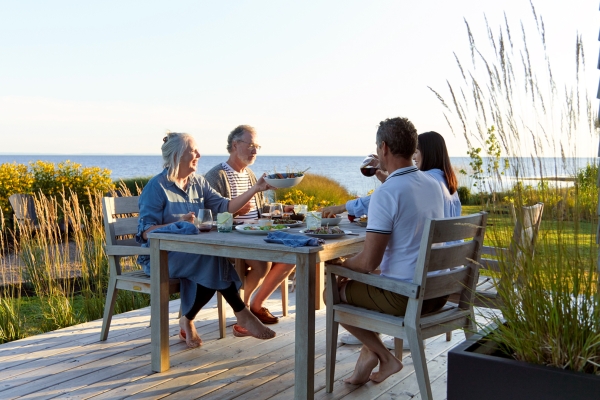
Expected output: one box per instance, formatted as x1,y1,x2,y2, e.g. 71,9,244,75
434,2,600,373
0,183,150,341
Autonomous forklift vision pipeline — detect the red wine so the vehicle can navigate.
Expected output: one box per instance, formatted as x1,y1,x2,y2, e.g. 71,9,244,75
360,166,379,177
199,226,212,232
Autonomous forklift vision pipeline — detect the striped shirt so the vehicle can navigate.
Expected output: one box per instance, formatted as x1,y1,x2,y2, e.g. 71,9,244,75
222,162,259,220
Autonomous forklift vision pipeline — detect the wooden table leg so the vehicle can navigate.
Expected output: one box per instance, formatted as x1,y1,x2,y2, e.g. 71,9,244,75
294,252,316,400
151,239,171,372
315,262,325,311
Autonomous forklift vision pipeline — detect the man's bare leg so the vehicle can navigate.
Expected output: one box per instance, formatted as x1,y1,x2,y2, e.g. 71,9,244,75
339,281,403,384
234,307,276,339
250,262,295,313
243,260,270,305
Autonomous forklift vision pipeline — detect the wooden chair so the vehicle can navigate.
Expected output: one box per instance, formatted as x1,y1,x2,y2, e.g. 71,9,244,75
325,213,487,400
100,196,228,341
474,202,544,309
9,193,71,234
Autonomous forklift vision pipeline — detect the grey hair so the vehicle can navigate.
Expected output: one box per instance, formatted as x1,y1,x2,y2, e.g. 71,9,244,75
375,117,418,159
226,125,255,153
161,132,193,181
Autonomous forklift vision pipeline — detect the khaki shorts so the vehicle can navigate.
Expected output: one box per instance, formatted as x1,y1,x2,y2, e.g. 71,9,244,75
345,280,448,317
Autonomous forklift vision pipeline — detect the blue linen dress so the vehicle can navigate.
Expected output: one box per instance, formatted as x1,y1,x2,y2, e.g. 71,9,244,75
135,169,242,316
423,169,462,218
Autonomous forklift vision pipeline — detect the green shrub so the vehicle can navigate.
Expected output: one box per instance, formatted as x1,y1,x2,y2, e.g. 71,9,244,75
115,176,152,196
457,186,471,204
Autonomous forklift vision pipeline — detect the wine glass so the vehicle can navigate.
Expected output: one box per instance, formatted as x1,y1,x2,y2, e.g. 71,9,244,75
196,209,213,232
360,154,380,177
269,203,283,219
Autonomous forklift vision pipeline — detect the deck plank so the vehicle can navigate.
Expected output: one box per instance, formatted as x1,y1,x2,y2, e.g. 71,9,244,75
0,289,478,399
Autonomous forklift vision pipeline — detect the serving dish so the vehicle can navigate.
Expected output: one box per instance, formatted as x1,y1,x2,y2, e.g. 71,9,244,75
321,216,342,226
264,173,304,189
299,228,350,239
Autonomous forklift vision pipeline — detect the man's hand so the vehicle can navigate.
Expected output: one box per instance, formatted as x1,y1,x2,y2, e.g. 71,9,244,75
234,202,252,217
253,173,275,192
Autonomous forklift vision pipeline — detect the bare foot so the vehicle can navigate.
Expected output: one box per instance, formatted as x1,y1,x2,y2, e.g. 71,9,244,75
370,353,403,383
235,308,276,339
344,346,379,385
179,317,202,348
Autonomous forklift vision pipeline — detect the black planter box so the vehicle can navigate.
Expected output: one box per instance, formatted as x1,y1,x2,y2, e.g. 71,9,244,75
448,329,600,400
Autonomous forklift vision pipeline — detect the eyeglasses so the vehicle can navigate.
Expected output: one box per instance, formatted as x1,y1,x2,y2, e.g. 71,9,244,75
237,140,262,151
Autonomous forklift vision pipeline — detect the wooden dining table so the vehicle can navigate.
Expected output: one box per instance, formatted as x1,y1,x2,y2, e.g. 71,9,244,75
148,217,366,400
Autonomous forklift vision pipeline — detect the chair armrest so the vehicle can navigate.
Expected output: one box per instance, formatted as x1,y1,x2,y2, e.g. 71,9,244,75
481,246,509,257
326,264,420,299
480,258,500,272
105,245,151,257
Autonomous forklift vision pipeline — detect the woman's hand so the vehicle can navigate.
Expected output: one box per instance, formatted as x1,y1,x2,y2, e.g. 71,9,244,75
320,204,345,218
180,211,195,223
375,169,388,183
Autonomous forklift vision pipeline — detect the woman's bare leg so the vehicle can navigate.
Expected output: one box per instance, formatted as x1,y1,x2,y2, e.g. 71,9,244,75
179,316,202,348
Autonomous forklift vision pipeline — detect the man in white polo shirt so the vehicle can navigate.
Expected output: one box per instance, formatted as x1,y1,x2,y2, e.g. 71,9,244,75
205,125,295,326
336,117,445,385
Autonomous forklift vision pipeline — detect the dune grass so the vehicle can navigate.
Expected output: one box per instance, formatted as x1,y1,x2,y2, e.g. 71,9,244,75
271,172,355,211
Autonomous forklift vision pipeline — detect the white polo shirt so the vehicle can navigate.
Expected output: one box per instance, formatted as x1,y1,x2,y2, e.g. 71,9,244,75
366,166,444,281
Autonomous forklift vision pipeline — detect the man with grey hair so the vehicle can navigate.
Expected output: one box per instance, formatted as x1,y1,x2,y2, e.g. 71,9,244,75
205,125,295,325
333,117,445,385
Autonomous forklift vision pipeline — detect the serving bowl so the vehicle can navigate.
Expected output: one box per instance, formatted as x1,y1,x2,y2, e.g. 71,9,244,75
264,173,304,189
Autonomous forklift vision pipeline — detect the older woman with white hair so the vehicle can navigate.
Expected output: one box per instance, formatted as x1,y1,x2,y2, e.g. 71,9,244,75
136,132,276,348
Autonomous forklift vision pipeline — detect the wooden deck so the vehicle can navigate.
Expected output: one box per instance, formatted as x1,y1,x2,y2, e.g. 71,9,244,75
0,288,466,399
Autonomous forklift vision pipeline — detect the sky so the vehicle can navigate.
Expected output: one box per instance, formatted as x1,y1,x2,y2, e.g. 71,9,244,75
0,1,598,157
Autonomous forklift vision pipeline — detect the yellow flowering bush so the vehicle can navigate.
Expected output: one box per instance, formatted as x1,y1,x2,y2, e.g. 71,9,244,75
1,160,114,226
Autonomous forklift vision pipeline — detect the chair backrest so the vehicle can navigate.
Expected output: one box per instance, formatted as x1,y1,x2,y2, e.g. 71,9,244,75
413,212,487,308
508,202,544,263
102,196,143,248
9,193,38,224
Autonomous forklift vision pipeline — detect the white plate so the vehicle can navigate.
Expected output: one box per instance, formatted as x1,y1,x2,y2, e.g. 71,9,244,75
235,224,290,235
299,229,350,239
321,216,342,226
264,174,304,189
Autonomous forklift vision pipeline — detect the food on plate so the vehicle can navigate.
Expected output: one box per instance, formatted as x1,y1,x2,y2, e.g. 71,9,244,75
290,213,305,221
277,218,301,224
243,224,286,231
304,226,345,235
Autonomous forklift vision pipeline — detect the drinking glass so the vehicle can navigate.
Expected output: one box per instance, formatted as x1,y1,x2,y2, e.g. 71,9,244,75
195,209,213,232
306,211,322,230
360,154,380,177
269,203,284,219
294,204,308,215
217,212,233,232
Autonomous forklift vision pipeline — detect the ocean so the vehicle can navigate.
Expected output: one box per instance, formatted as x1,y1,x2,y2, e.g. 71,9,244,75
0,155,596,197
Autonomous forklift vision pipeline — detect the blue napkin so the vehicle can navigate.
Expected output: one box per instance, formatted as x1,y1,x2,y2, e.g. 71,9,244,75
151,221,199,235
264,230,324,247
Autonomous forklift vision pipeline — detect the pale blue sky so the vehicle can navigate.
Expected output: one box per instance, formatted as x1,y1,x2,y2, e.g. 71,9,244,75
1,1,597,156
